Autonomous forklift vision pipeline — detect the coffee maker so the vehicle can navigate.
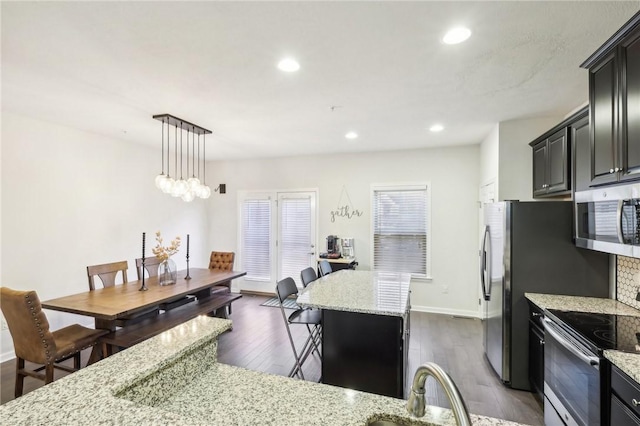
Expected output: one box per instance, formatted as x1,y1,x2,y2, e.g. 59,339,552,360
327,235,340,255
341,237,354,259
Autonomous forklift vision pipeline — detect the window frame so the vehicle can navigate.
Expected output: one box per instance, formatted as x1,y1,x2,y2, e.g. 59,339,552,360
370,183,432,281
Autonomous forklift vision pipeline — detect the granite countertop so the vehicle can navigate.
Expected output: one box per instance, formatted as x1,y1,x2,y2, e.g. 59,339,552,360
525,293,640,386
297,270,411,317
0,315,524,426
525,293,640,317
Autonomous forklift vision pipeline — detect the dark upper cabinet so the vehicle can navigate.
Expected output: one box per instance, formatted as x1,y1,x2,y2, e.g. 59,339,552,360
573,115,591,192
581,13,640,186
530,110,585,198
532,140,548,196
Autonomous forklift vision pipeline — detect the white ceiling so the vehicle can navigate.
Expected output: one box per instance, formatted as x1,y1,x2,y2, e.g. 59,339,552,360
2,1,639,160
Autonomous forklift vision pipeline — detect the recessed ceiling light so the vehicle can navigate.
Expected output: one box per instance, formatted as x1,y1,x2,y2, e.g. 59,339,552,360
277,58,300,72
429,124,444,132
345,132,358,139
442,27,471,45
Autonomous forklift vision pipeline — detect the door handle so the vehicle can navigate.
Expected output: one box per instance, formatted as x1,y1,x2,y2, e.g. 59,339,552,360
307,252,315,255
616,200,625,244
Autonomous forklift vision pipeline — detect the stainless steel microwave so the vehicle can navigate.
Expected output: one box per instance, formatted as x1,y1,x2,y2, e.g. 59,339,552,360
575,184,640,257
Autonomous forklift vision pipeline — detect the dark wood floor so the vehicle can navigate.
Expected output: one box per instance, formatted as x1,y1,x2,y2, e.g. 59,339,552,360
1,294,543,425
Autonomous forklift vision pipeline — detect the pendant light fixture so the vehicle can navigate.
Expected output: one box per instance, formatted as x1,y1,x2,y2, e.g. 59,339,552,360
152,114,212,202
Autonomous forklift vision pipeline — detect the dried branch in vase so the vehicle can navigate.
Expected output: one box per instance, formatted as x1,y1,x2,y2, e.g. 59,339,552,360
152,231,181,262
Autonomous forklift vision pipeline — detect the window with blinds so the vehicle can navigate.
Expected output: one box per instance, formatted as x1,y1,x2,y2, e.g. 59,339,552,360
372,186,429,277
278,196,312,286
241,198,271,281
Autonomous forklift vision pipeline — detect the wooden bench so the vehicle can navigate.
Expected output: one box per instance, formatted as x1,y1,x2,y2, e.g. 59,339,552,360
99,293,242,356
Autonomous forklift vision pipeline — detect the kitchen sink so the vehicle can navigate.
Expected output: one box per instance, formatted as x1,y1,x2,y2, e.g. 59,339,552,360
365,415,430,426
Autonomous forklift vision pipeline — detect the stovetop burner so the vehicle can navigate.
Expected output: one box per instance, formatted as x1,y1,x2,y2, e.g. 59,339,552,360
547,309,640,354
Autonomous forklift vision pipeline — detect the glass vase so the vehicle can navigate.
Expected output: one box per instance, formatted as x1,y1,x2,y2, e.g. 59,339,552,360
158,258,177,286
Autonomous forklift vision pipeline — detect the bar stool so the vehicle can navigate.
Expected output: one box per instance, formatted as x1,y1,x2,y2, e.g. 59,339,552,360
300,267,318,288
275,277,322,380
319,260,332,277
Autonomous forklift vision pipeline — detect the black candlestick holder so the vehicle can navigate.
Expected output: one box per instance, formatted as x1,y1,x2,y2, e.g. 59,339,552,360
139,232,148,291
185,254,191,280
185,234,191,280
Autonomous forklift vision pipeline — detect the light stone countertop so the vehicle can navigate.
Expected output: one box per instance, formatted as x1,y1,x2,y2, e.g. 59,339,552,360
525,293,640,388
525,293,640,317
297,270,411,317
0,315,526,426
605,350,640,384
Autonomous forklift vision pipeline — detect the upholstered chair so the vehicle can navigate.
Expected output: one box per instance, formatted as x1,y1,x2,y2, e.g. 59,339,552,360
0,287,108,397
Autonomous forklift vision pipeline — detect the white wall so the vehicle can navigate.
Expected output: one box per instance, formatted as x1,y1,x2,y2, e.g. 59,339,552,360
480,123,499,188
206,145,481,317
498,116,563,201
0,112,210,361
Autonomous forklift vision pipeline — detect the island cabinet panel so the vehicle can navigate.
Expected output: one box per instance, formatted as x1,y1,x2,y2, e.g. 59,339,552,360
322,309,406,399
582,13,640,186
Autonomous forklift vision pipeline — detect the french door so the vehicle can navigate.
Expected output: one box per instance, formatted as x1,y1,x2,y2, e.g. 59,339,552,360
277,191,316,286
240,190,317,290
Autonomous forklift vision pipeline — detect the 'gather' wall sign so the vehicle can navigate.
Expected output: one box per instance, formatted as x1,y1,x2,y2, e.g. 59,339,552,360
331,186,363,223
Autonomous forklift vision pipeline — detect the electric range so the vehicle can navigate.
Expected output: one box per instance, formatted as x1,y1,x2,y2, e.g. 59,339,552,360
542,310,640,426
545,309,640,355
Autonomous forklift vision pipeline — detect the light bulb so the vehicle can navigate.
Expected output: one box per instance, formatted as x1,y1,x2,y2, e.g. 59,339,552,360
182,190,195,202
172,179,188,197
155,173,167,189
162,177,175,194
199,185,211,199
187,177,201,191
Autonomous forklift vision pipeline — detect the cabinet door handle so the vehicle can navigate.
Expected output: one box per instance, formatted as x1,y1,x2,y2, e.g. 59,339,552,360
532,312,542,318
610,168,615,174
615,167,620,172
633,398,639,407
539,339,544,345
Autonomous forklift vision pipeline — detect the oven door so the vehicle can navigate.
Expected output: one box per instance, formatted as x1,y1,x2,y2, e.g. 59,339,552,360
543,318,601,426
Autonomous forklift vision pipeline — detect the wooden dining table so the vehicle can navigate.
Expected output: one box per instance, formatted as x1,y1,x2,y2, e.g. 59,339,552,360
42,268,246,331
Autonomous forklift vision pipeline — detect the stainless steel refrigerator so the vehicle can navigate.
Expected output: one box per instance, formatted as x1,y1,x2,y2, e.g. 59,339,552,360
480,201,610,390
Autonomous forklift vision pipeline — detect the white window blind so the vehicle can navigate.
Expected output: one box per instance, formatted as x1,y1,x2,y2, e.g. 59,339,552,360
278,196,312,286
373,187,428,276
241,198,271,281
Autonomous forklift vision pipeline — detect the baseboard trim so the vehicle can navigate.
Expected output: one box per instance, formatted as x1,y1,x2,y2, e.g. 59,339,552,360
239,289,275,297
411,304,481,319
1,350,15,363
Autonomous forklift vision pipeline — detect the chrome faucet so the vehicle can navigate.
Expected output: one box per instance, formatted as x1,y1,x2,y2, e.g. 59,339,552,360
406,362,472,426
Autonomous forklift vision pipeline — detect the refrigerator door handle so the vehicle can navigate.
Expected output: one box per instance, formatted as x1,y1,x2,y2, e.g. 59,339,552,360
481,226,491,301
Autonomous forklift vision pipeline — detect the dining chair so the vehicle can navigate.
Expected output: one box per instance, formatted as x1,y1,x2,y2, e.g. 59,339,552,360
207,251,236,315
300,267,318,288
86,260,159,326
275,277,322,380
0,287,108,397
318,260,332,277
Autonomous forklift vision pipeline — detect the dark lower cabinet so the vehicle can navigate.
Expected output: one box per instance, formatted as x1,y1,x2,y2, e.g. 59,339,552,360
611,365,640,425
528,303,544,401
322,308,408,399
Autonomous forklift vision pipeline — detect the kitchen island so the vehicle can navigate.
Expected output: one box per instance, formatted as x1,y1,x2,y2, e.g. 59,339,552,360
297,270,411,398
0,315,523,425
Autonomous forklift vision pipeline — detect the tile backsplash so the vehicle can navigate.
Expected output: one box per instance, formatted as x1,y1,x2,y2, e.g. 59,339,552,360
616,256,640,310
